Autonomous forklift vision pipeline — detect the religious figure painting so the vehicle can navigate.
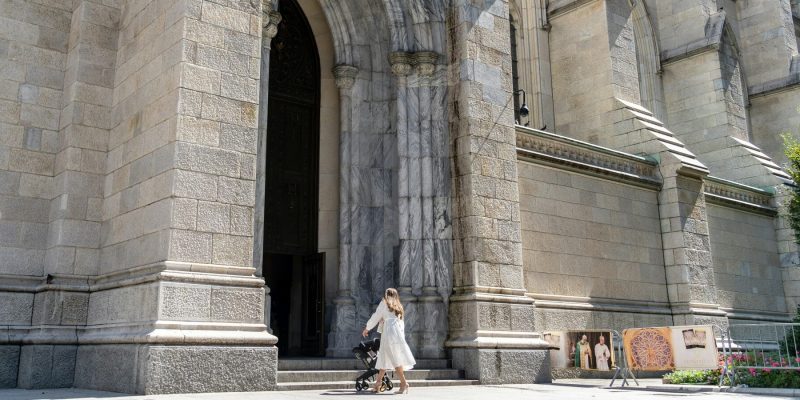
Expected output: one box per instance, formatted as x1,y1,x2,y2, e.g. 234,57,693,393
545,330,615,370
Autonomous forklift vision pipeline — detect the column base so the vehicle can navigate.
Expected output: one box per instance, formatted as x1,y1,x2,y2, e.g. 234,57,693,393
17,345,76,389
326,295,358,357
0,345,19,388
418,292,447,358
451,348,551,384
74,344,277,394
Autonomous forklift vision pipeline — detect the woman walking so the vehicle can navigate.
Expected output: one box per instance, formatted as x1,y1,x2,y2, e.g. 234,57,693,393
362,288,416,394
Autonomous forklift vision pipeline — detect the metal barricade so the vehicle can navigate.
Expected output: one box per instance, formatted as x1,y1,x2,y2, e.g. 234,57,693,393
609,329,639,387
719,323,800,386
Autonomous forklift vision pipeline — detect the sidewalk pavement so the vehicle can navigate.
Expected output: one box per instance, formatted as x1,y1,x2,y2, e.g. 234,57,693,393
1,380,798,400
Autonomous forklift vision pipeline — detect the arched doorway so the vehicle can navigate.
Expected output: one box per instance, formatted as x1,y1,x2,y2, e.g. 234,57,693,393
263,0,324,357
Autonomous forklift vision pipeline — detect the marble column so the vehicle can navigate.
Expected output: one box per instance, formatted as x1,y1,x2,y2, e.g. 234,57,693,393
254,8,282,334
415,51,447,358
391,51,420,352
328,64,359,357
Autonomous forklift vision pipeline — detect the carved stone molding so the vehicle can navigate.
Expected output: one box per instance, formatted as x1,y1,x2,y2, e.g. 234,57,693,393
389,51,413,76
516,126,660,187
263,10,282,39
333,64,358,90
414,51,439,77
704,176,777,215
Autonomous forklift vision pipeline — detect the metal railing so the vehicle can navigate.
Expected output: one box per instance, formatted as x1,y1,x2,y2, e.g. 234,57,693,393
609,329,639,387
719,323,800,386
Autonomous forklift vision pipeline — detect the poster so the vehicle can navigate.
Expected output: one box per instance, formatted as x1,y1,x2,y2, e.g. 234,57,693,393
623,325,718,371
623,327,674,371
545,330,615,370
670,325,718,369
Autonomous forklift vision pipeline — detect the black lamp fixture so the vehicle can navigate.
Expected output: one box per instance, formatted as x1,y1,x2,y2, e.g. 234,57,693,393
514,89,529,118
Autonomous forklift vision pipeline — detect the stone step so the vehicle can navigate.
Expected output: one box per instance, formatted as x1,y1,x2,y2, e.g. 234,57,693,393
277,368,463,383
278,357,450,371
276,379,479,391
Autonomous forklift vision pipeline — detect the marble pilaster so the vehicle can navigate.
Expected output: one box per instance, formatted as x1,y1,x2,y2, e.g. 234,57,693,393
414,51,447,358
390,51,419,353
328,64,359,357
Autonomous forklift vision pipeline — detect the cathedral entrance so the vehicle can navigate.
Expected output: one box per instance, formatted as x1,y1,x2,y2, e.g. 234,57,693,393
263,0,325,357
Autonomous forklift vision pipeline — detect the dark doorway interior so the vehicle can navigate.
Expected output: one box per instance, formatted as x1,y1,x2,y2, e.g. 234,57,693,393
263,0,325,357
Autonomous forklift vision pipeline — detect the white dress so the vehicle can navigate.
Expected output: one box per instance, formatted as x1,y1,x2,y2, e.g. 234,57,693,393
365,300,416,370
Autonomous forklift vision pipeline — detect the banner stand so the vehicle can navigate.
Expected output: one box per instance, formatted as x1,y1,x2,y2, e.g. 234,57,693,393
609,330,639,387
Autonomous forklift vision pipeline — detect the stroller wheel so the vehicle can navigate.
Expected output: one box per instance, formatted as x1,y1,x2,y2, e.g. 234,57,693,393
355,381,364,391
383,375,393,390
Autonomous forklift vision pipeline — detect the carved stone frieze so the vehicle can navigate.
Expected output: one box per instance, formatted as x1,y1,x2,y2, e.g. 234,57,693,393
516,126,660,186
704,176,777,215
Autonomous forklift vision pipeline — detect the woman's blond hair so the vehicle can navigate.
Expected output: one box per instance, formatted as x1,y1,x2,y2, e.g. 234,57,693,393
384,288,404,319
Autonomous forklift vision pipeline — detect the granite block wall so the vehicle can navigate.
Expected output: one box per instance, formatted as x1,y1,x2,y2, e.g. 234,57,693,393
708,205,788,316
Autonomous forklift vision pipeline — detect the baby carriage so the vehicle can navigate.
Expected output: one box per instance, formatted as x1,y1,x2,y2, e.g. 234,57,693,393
352,338,393,392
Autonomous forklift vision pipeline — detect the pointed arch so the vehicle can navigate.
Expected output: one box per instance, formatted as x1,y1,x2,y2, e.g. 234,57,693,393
628,0,667,122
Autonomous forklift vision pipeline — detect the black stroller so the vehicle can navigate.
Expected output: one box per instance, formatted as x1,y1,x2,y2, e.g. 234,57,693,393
352,338,393,392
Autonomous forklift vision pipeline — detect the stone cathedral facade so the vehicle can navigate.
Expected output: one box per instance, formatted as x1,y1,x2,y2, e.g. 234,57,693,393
1,0,800,394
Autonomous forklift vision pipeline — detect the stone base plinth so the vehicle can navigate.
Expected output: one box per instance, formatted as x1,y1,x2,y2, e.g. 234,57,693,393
0,345,20,388
451,348,551,384
17,345,76,389
74,344,278,394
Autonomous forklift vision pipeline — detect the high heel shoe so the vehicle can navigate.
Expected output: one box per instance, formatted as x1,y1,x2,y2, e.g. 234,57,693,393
397,383,409,394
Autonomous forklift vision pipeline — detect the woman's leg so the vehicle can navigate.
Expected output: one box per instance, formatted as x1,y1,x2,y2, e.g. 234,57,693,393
395,366,408,392
373,369,386,392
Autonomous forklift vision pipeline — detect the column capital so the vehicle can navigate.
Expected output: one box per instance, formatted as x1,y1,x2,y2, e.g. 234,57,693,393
389,51,414,77
333,64,359,90
414,51,439,77
263,10,282,40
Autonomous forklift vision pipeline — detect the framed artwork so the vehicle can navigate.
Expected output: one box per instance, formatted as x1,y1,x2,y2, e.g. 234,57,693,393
545,330,615,370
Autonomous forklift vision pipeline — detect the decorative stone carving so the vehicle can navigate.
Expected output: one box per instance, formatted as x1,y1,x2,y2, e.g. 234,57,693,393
704,176,776,214
414,51,438,77
389,52,413,76
516,126,660,186
263,10,282,40
333,65,358,90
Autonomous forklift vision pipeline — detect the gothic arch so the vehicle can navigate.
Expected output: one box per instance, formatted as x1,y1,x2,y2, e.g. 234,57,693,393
628,0,667,121
719,21,752,141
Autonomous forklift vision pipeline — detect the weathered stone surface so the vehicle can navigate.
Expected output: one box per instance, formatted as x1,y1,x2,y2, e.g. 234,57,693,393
74,345,140,394
0,346,20,388
142,346,277,394
452,348,551,384
0,292,33,325
0,0,798,394
17,345,77,389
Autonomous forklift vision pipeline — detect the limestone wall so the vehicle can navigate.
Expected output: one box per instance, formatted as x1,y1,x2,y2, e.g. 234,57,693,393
518,162,671,331
0,1,69,279
0,1,73,388
707,204,788,316
750,89,800,166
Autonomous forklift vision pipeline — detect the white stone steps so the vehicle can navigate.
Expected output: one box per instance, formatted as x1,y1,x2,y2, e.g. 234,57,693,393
277,368,463,383
276,379,479,391
278,358,450,371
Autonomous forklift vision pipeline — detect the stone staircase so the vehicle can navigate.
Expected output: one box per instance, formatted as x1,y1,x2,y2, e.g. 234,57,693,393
276,358,479,391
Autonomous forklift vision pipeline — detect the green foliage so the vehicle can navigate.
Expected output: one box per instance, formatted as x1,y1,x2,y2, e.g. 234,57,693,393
740,369,800,388
782,134,800,244
663,369,717,385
